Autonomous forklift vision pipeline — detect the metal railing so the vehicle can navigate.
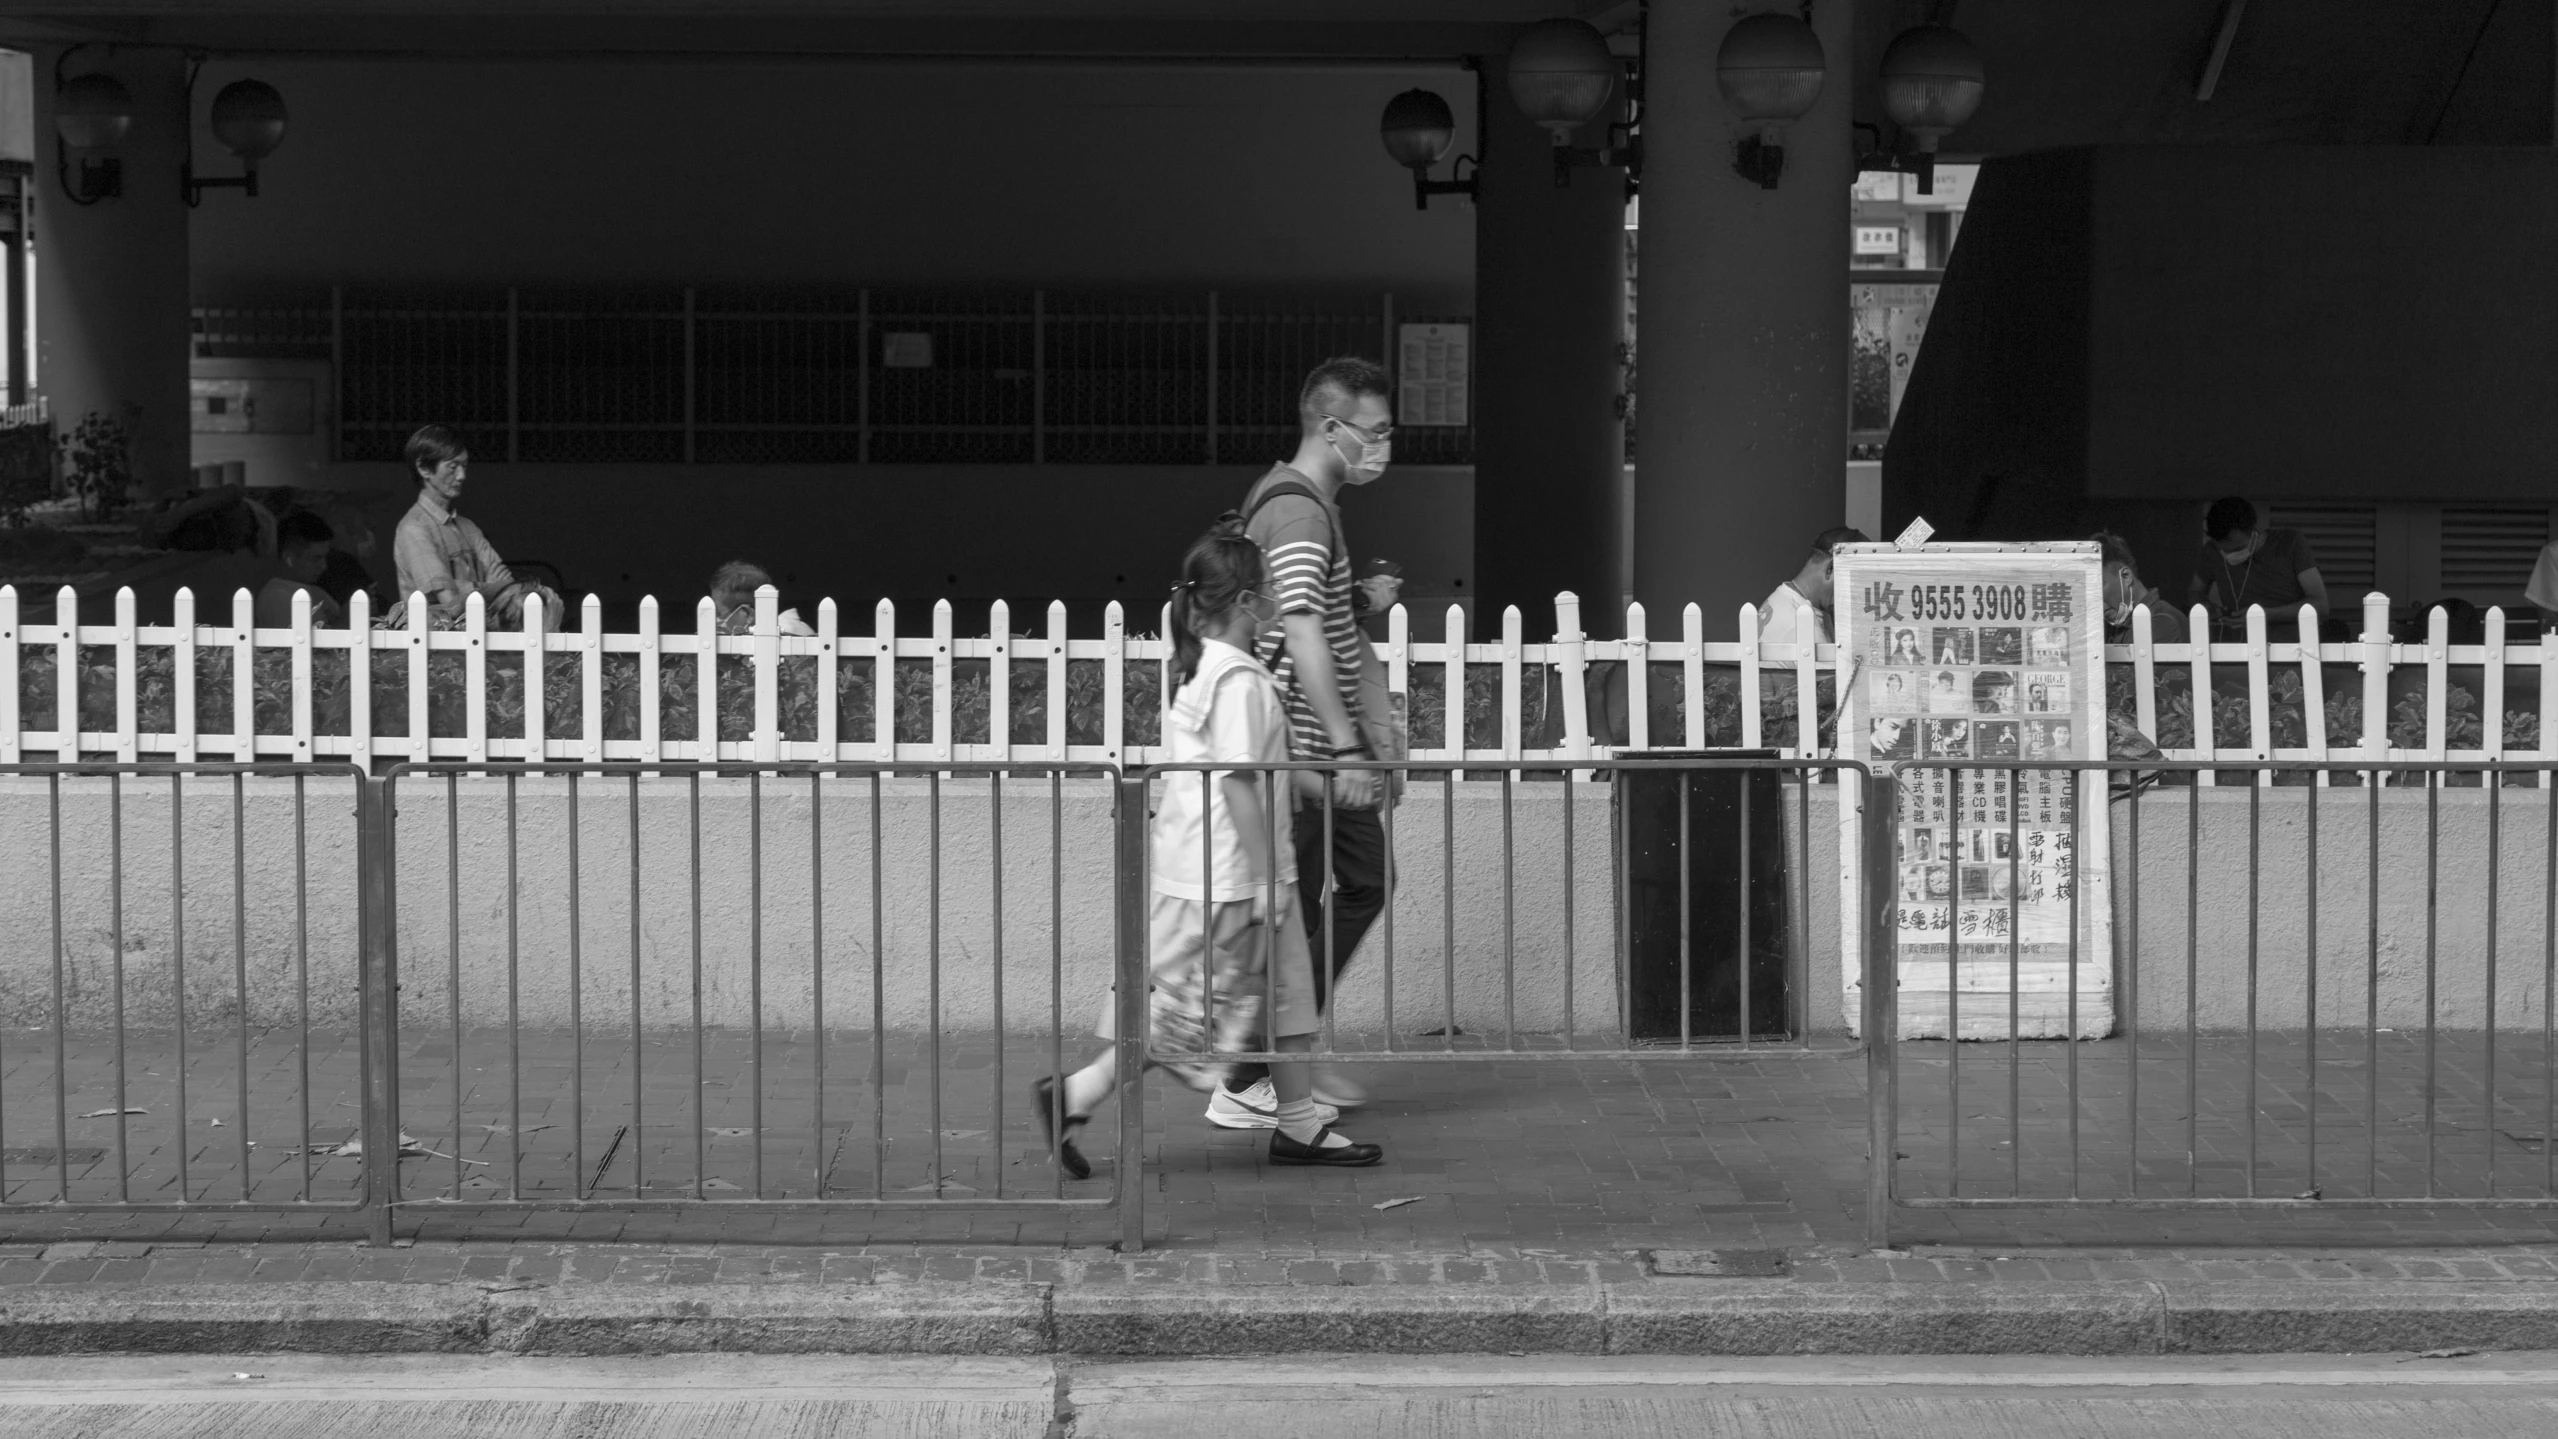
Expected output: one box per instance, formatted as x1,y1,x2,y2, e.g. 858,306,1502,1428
373,760,1137,1237
1869,758,2558,1247
1138,755,1867,1067
0,763,381,1222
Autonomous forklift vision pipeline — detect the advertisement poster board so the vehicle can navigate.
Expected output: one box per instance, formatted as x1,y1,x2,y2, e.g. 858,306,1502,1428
1833,542,2113,1039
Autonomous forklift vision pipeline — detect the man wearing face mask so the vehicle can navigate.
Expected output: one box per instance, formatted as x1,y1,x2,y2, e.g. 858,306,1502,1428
2093,531,2187,645
1212,357,1396,1126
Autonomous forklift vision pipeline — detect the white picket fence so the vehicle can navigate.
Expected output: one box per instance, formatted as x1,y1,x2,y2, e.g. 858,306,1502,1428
0,583,2551,776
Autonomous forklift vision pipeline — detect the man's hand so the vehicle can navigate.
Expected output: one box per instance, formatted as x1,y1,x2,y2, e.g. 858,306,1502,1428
1330,765,1382,811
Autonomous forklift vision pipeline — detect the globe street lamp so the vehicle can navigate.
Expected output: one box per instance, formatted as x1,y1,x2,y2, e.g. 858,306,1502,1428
186,78,290,205
1379,87,1478,211
1715,11,1826,190
1876,25,1984,195
54,70,136,204
1506,17,1637,190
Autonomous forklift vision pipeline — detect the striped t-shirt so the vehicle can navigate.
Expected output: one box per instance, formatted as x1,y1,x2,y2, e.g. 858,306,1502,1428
1242,465,1365,760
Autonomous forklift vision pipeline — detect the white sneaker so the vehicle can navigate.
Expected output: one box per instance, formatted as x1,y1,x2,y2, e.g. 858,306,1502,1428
1205,1078,1339,1130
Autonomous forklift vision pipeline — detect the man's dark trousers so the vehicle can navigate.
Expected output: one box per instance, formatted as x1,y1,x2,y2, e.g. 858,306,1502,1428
1295,803,1389,1009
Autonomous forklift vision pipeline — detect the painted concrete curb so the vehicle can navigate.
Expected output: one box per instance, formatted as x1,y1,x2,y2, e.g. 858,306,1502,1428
0,1280,2554,1356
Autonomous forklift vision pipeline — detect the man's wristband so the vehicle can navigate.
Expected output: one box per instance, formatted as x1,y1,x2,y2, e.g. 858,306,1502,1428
1329,741,1373,760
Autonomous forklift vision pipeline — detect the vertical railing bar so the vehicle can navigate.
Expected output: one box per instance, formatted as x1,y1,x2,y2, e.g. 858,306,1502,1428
49,775,66,1201
568,774,584,1205
751,772,767,1200
2545,773,2556,1198
1443,769,1456,1051
2305,775,2319,1197
930,772,945,1196
2185,766,2200,1197
690,771,706,1202
2246,770,2261,1198
1050,769,1063,1200
1950,763,1964,1195
233,772,252,1200
294,776,312,1202
2008,764,2021,1197
446,770,462,1200
989,771,1004,1200
1322,780,1338,1057
112,774,128,1203
506,772,521,1202
872,772,886,1201
1678,770,1692,1052
2486,774,2500,1198
1739,763,1753,1051
629,771,644,1197
2367,771,2382,1198
1502,769,1515,1050
2127,773,2142,1198
1617,767,1632,1041
172,772,191,1203
811,771,827,1199
2425,774,2439,1198
1561,768,1574,1051
2066,766,2081,1200
1382,767,1399,1054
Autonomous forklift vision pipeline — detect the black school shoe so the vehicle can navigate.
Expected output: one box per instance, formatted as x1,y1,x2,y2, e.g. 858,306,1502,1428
1032,1077,1091,1180
1269,1127,1383,1167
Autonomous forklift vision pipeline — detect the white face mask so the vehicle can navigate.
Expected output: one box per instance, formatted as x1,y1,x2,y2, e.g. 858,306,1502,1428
2105,568,2136,626
1331,420,1392,484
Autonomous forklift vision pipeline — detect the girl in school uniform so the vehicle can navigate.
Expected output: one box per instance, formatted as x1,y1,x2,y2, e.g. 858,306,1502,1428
1033,515,1383,1176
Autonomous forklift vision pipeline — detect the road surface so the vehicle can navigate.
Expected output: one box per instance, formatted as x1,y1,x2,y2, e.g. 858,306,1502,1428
1,1350,2554,1435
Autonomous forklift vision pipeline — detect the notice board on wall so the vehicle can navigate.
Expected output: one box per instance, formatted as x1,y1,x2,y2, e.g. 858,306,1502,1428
1396,323,1470,427
1832,541,2114,1040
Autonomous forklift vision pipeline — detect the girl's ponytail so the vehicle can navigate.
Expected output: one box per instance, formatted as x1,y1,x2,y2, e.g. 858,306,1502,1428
1170,511,1266,684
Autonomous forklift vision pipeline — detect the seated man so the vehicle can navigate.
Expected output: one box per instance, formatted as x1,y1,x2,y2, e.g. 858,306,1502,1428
255,509,348,629
1757,526,1868,647
390,424,561,630
709,560,816,636
2093,530,2188,645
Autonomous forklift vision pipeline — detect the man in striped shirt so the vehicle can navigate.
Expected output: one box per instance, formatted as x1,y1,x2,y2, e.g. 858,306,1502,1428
1224,357,1395,1117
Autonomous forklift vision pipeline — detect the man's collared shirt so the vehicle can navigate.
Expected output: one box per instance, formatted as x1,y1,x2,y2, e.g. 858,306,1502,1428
393,490,515,623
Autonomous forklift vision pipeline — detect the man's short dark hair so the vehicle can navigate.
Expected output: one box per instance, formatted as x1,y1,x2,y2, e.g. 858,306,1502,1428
404,424,470,484
278,509,334,551
1812,526,1869,558
2090,529,2140,573
1297,357,1392,433
2204,496,2257,543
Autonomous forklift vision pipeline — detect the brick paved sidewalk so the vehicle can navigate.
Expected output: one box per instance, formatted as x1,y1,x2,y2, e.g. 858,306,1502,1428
4,1024,2558,1256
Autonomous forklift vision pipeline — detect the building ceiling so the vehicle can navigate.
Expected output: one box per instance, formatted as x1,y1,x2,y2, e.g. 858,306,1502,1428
8,1,2548,148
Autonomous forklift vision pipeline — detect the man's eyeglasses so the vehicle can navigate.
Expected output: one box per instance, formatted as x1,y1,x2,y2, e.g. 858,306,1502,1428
1323,413,1394,443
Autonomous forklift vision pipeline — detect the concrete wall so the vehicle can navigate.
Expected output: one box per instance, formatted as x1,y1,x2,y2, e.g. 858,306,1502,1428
187,58,1473,304
2106,784,2556,1033
0,773,1853,1041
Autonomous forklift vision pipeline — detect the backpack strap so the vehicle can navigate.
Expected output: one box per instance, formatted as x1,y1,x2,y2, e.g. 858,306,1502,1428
1241,476,1339,565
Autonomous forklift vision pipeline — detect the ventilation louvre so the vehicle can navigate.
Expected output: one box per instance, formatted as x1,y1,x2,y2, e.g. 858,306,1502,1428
2441,508,2551,597
2267,504,2377,596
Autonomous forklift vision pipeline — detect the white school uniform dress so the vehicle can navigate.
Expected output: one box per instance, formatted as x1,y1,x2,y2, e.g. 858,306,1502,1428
1756,580,1830,648
1097,638,1318,1054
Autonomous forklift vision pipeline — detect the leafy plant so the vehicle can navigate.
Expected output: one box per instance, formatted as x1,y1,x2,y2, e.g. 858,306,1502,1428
61,412,131,522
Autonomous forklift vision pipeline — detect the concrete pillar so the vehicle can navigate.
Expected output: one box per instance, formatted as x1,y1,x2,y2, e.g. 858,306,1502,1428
33,46,191,498
1631,4,1853,627
1470,54,1628,631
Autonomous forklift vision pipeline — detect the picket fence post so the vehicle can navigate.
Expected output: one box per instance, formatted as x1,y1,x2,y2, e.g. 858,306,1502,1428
1738,602,1762,750
2360,591,2391,776
752,584,781,765
231,587,256,765
0,585,17,765
174,587,199,765
1622,602,1649,752
1554,592,1591,762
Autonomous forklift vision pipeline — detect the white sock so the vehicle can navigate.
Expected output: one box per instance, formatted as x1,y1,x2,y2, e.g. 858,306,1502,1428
1062,1059,1113,1119
1274,1097,1349,1147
